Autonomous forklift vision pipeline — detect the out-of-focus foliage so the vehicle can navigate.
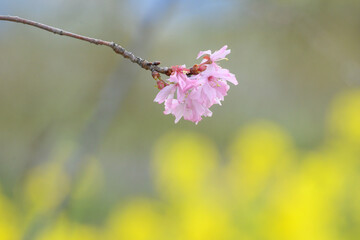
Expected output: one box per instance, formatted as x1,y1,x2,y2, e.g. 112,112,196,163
0,186,21,240
0,89,359,239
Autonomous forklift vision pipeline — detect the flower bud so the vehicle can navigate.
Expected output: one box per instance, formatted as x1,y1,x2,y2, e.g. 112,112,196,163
152,71,161,80
189,64,199,75
198,64,207,72
202,55,212,64
156,80,167,90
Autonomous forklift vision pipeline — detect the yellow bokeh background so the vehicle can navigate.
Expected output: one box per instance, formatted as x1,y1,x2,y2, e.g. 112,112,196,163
0,89,359,240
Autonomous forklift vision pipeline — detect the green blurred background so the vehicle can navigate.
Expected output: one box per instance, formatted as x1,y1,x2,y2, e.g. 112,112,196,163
1,0,360,239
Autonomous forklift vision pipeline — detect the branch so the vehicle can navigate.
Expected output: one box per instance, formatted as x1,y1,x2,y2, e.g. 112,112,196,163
0,15,172,76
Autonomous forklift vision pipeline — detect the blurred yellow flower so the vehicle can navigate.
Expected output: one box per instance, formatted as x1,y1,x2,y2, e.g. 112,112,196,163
152,131,218,199
24,160,70,215
37,215,101,240
1,89,360,240
262,151,346,240
72,156,104,201
106,199,163,240
23,142,74,217
0,186,21,240
174,198,234,240
329,89,360,145
227,121,295,201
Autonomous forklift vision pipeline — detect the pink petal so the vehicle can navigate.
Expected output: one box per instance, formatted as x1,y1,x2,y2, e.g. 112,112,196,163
168,74,179,84
204,108,213,117
211,45,231,61
177,74,187,91
213,68,238,85
197,50,212,59
174,103,185,123
154,85,176,104
202,82,217,107
177,86,186,103
164,99,176,115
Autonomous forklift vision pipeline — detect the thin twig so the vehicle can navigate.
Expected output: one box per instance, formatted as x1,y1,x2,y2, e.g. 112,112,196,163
0,15,172,76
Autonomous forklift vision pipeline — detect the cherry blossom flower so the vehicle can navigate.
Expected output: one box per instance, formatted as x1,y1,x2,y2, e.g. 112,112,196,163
197,45,231,68
192,64,238,108
154,45,237,124
163,91,213,124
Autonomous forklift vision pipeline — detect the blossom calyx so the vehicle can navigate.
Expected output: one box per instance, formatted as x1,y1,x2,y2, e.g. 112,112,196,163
156,79,168,90
152,71,161,80
189,64,207,75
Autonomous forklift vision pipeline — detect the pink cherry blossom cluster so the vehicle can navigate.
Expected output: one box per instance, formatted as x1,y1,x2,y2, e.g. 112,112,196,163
154,45,238,124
